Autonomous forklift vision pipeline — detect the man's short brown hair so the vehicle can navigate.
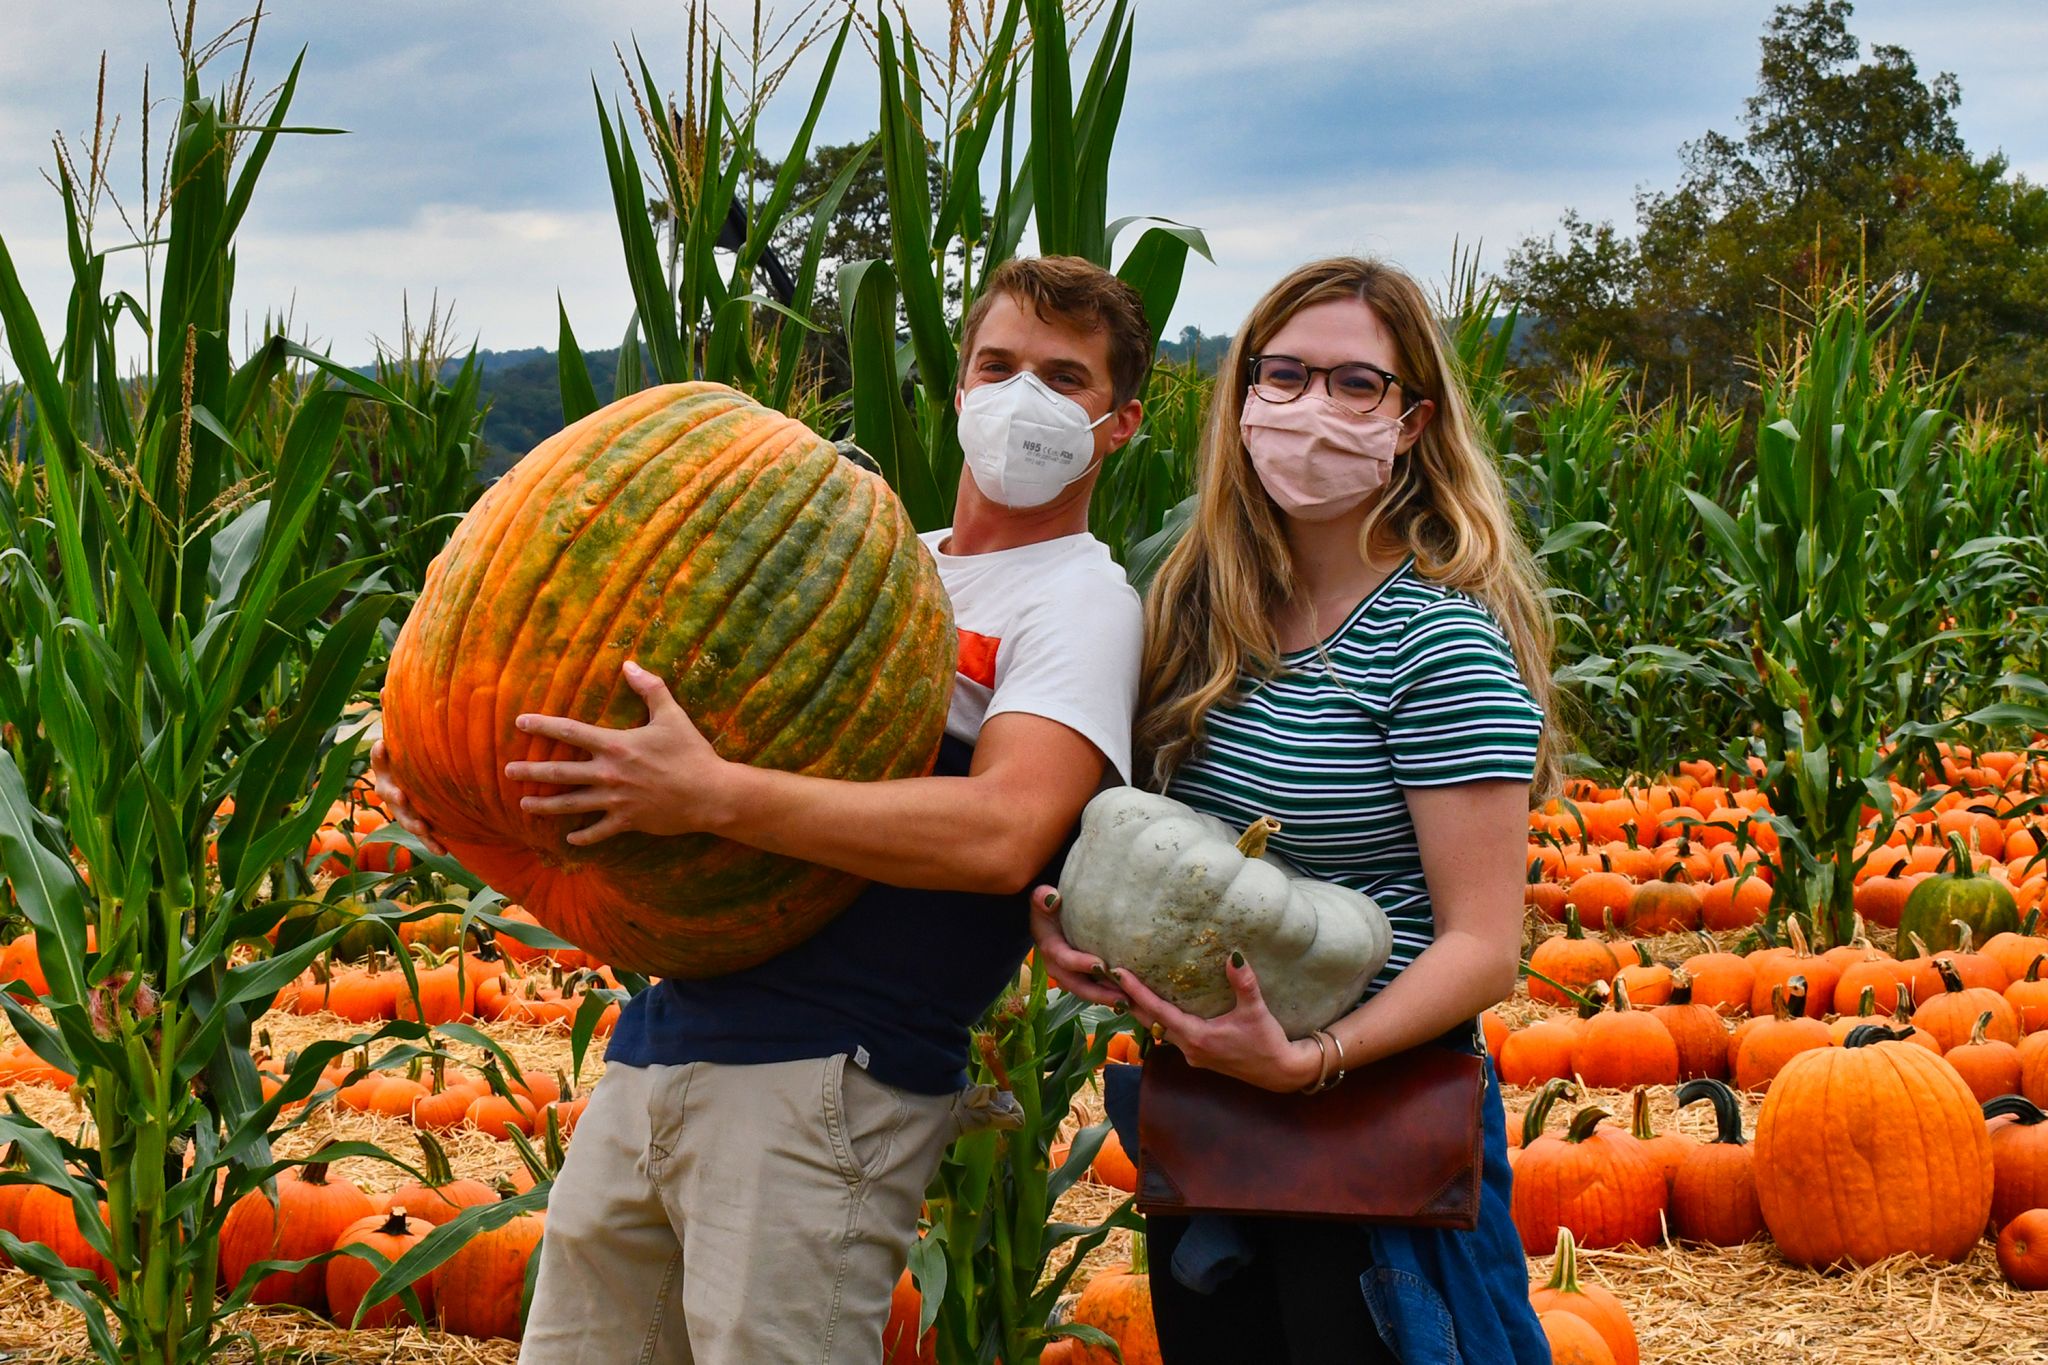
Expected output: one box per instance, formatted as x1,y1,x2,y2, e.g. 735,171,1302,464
958,255,1154,407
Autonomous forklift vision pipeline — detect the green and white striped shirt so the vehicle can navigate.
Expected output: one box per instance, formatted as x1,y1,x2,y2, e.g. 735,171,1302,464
1165,557,1543,994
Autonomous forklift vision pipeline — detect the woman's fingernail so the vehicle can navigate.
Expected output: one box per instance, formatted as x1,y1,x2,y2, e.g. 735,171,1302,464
1230,950,1245,969
1044,890,1061,911
1112,1001,1128,1015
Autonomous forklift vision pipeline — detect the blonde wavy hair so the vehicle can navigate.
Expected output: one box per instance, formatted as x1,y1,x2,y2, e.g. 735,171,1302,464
1136,257,1562,796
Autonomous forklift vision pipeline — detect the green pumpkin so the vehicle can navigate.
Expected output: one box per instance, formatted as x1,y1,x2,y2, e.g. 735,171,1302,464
274,898,384,962
1898,833,2018,955
398,902,469,953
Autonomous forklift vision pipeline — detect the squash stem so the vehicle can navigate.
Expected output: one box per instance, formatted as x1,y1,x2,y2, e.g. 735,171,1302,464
1235,816,1282,860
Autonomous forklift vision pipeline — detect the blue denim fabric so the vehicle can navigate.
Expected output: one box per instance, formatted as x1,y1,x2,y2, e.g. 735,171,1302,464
1103,1039,1547,1365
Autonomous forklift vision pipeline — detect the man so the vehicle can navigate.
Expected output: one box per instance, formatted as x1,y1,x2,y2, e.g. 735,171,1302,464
372,255,1152,1363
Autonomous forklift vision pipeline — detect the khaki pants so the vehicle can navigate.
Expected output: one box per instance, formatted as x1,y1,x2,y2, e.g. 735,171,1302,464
518,1055,970,1365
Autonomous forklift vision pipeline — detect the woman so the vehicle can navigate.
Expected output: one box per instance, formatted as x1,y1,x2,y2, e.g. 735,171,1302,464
1033,257,1556,1363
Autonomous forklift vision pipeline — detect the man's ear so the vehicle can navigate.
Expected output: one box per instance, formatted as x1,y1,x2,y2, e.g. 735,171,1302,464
1107,398,1144,451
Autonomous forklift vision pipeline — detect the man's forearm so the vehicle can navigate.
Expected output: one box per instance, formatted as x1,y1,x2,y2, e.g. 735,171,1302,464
704,764,1048,894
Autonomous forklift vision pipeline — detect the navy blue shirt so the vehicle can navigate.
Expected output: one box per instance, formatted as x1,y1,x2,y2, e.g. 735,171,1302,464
605,735,1052,1094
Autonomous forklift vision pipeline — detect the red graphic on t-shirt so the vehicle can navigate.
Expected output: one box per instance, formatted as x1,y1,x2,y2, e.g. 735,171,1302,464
957,629,1001,688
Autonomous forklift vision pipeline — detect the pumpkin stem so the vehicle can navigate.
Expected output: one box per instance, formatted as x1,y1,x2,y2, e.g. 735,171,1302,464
1934,959,1967,996
2026,907,2042,937
1633,942,1655,969
1564,1106,1612,1143
1522,1079,1577,1146
1984,1094,2047,1125
1130,1234,1151,1278
301,1161,331,1185
1628,1087,1656,1141
1576,980,1612,1021
1907,931,1933,961
414,1130,457,1187
1668,968,1695,1006
1563,905,1586,940
1235,817,1282,860
1785,916,1811,959
1544,1227,1585,1294
1969,1010,1994,1047
1611,976,1634,1013
381,1208,414,1235
1852,984,1878,1018
1676,1078,1746,1145
1942,831,1976,879
1843,1023,1911,1049
2028,954,2046,985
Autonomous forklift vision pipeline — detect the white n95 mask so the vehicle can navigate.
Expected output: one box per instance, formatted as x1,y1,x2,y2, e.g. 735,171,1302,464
957,372,1112,508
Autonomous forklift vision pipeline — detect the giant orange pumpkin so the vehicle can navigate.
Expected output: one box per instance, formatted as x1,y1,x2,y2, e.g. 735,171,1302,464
381,385,955,978
1754,1025,1994,1267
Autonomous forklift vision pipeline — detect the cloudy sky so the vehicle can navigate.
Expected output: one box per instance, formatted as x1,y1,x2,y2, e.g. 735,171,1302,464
3,0,2044,364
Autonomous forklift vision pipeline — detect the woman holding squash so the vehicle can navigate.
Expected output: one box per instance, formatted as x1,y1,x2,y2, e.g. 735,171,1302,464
1034,257,1555,1364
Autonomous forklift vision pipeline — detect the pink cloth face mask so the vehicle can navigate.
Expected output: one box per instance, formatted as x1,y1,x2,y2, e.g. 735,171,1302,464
1239,391,1404,520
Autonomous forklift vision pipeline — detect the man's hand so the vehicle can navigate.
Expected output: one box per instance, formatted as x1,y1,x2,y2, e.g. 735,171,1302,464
505,660,734,847
369,739,447,857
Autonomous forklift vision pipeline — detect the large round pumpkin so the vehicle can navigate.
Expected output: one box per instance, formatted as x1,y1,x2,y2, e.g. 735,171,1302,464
1753,1024,1994,1267
381,384,955,979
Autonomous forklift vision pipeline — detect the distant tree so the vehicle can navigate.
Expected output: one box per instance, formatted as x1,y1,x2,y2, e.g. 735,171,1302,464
1504,0,2048,418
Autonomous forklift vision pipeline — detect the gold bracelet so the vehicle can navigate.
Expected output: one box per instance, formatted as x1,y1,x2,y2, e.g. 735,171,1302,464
1326,1031,1348,1088
1304,1029,1341,1094
1299,1030,1331,1094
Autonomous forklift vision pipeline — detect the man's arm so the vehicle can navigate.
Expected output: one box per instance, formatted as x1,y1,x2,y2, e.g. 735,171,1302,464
506,662,1106,895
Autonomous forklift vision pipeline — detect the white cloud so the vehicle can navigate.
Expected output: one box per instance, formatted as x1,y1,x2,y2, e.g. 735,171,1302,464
1,0,2042,361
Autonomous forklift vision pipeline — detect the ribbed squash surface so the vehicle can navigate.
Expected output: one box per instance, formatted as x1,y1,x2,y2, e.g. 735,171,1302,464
380,383,955,978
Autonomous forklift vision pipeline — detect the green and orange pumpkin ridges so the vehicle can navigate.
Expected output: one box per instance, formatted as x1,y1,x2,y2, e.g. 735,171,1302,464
381,384,956,979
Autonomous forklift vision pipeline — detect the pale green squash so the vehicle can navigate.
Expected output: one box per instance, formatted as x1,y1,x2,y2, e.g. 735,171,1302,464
1056,789,1392,1038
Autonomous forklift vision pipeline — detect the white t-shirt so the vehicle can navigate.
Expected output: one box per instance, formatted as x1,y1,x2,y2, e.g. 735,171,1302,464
918,528,1143,783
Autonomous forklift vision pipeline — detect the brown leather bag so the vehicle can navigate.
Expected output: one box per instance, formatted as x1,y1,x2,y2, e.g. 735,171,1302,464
1135,1037,1485,1228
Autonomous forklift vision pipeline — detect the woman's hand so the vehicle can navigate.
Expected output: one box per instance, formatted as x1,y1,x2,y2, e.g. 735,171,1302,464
369,739,447,857
1111,957,1325,1093
1027,887,1124,1006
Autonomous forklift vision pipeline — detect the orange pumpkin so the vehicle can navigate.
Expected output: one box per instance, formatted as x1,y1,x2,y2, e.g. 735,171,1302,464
1754,1025,1993,1267
1669,1078,1763,1245
1528,1228,1637,1365
1650,972,1730,1080
1732,980,1830,1093
1528,908,1619,1008
1914,958,2020,1051
1570,978,1679,1090
390,1133,496,1226
1089,1129,1138,1193
1612,942,1673,1006
217,1162,373,1311
1984,1095,2048,1233
432,1202,547,1339
1066,1248,1161,1365
1539,1309,1618,1365
1947,1011,2023,1104
1680,935,1755,1017
1498,1020,1578,1090
1512,1086,1665,1253
1625,874,1701,937
327,1208,435,1327
2000,1209,2048,1290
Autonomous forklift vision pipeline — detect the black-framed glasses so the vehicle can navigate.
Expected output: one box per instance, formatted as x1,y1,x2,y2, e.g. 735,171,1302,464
1246,354,1421,416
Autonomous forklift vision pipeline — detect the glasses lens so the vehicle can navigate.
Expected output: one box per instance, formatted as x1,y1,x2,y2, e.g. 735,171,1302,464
1250,357,1309,401
1328,365,1391,413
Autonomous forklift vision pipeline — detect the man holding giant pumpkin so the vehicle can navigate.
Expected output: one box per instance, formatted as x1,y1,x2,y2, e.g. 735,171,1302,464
372,255,1153,1363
